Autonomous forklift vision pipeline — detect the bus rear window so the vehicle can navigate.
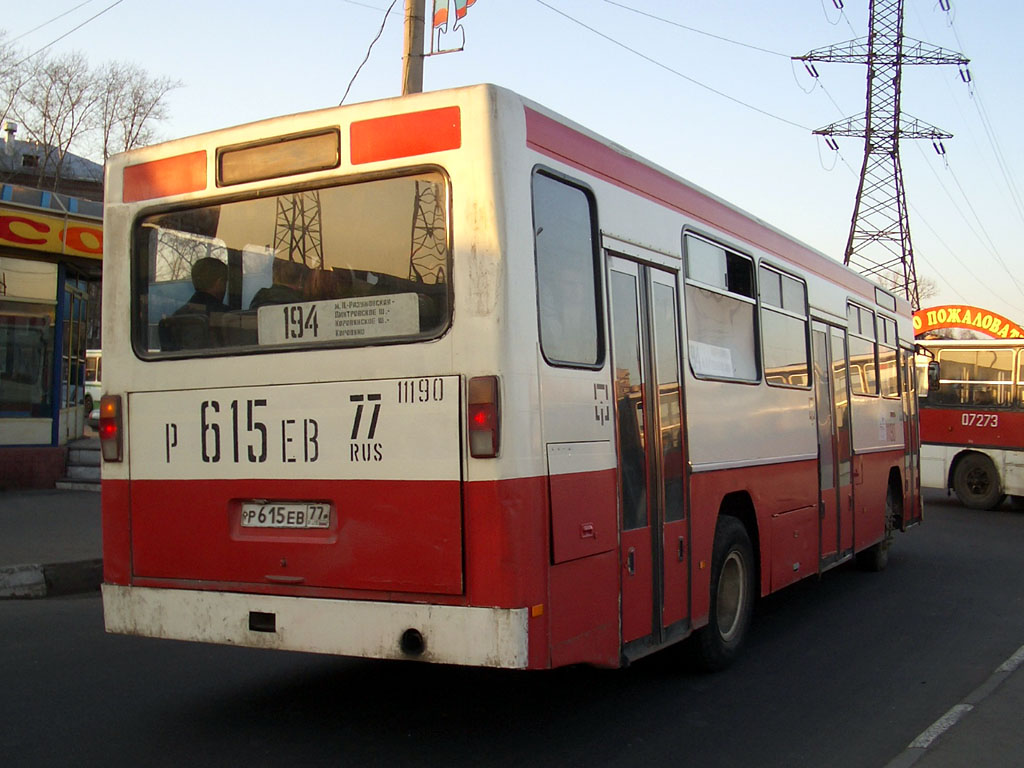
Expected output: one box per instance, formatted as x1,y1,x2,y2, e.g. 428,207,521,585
133,172,450,356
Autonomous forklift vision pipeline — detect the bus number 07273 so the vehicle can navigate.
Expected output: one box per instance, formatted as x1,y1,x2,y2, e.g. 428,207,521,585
962,412,999,428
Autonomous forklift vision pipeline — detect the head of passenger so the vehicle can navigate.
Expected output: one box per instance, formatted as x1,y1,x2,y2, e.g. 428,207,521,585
191,257,228,303
273,258,308,294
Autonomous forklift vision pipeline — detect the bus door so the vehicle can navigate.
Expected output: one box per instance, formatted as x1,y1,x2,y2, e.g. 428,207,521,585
812,322,855,567
608,255,688,647
901,346,923,525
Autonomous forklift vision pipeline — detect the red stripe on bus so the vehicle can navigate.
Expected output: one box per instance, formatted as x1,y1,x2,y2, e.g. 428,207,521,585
127,477,464,595
101,478,131,585
523,107,904,313
350,106,461,165
122,150,207,202
920,408,1024,449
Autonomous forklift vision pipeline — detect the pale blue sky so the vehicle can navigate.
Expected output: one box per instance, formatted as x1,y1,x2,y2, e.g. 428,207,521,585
4,1,1022,322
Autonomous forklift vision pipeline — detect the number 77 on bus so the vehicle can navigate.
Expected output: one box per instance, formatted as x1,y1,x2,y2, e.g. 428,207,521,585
99,84,920,671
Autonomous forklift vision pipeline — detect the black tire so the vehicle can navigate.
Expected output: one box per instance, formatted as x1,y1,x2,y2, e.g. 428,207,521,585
693,516,756,672
857,485,896,572
83,394,93,415
952,453,1005,510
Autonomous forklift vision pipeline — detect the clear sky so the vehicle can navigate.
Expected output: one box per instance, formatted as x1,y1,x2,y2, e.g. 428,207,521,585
3,0,1022,323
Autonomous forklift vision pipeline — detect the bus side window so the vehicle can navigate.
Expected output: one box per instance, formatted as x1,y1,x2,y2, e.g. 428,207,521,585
847,303,878,396
683,234,757,382
1018,354,1024,407
532,171,602,367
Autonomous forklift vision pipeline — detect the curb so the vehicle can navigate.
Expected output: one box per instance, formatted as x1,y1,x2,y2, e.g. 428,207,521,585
0,559,103,599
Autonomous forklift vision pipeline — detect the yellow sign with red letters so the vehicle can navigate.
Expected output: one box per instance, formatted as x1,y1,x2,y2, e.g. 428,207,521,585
914,305,1022,339
0,208,102,260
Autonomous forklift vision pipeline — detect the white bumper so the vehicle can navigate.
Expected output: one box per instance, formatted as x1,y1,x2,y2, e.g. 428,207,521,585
103,585,530,669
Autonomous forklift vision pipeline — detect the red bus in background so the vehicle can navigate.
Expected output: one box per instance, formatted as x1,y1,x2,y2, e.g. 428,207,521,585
99,84,921,671
918,338,1024,509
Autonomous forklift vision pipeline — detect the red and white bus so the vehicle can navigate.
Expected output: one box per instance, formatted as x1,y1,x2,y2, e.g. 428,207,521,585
100,84,921,670
918,338,1024,509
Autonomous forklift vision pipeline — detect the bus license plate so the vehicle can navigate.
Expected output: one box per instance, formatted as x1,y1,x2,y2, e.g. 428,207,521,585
240,502,330,529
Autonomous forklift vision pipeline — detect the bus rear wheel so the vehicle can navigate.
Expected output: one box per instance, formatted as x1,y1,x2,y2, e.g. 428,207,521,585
693,516,755,671
857,484,897,572
953,453,1005,510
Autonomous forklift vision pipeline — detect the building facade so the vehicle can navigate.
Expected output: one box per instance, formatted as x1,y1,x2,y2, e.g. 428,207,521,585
0,125,103,487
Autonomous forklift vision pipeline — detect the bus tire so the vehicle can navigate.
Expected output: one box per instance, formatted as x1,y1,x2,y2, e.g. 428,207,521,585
857,485,896,572
953,453,1005,510
693,516,755,672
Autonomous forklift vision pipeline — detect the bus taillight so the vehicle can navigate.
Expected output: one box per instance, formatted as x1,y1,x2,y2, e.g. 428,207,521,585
99,395,123,462
467,376,500,458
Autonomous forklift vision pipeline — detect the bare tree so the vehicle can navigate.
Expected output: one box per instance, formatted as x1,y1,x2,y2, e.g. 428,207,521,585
0,32,179,186
95,60,179,160
876,273,940,305
0,31,25,125
8,50,99,189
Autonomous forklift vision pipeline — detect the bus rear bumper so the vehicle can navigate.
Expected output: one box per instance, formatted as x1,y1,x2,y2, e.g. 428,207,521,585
102,584,530,669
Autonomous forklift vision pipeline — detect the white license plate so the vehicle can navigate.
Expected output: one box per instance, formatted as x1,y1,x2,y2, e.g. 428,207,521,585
240,502,331,529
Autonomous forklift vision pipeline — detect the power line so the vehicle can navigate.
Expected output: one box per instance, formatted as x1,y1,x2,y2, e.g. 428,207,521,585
533,0,810,132
940,7,1024,226
340,0,398,106
7,1,98,45
339,0,395,12
13,0,127,68
598,0,790,58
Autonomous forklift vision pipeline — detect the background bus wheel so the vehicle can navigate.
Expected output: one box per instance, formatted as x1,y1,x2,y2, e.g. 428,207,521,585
953,454,1005,510
693,516,755,672
857,485,896,572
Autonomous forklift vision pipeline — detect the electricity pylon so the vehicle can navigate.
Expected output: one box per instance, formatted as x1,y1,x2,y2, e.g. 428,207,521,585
796,0,967,308
273,191,324,269
409,180,447,283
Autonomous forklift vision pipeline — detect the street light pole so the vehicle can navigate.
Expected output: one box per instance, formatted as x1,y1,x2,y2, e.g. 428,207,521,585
402,0,425,95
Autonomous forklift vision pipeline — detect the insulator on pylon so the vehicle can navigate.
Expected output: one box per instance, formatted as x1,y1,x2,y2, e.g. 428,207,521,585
804,63,820,79
825,137,840,152
959,66,971,83
833,0,844,9
939,0,951,11
932,140,946,156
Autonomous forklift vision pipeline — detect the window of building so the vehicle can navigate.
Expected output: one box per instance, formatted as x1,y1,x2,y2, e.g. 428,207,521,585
759,265,809,388
684,234,757,382
533,171,602,367
0,257,57,417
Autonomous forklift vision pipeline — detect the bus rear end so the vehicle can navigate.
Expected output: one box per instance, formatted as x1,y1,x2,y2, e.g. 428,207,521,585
101,86,542,668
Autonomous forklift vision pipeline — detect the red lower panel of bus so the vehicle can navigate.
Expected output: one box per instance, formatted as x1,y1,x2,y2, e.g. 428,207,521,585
127,478,463,594
920,408,1024,449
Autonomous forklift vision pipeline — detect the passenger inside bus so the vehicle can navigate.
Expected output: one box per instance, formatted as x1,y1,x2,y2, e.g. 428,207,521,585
159,257,230,350
249,258,310,309
175,257,230,316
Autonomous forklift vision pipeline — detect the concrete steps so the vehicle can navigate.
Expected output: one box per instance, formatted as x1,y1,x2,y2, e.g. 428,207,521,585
56,438,100,492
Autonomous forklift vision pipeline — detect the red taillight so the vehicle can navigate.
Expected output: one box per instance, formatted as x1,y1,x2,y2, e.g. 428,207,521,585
99,395,123,462
467,376,500,459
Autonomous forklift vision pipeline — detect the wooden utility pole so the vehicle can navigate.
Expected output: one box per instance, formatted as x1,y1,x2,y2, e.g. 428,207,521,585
402,0,425,95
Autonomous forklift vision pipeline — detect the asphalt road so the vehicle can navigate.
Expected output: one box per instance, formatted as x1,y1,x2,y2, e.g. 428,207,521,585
4,489,1023,767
